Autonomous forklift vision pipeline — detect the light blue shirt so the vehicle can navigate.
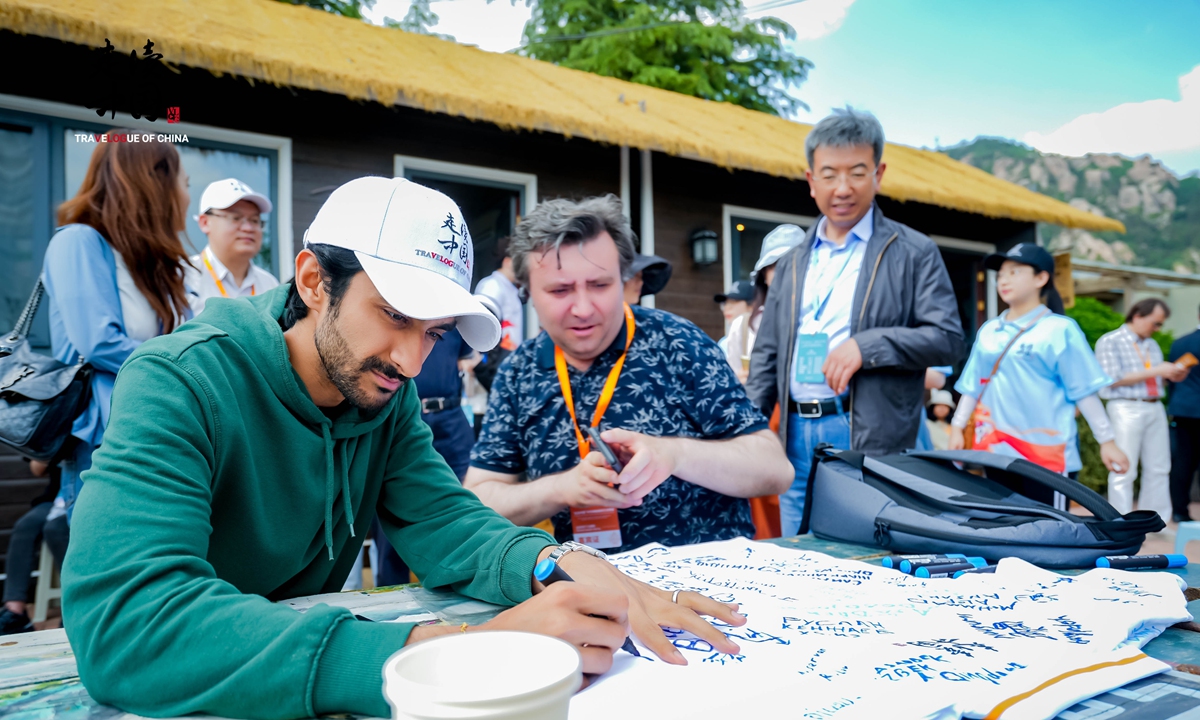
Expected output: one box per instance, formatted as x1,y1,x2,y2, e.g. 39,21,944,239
41,225,192,447
955,305,1111,473
790,210,873,400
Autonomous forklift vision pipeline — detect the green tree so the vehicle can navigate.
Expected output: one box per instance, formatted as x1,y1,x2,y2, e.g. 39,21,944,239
518,0,812,116
384,0,456,40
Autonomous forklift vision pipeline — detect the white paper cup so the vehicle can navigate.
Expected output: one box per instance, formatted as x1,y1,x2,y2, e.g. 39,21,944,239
383,630,582,720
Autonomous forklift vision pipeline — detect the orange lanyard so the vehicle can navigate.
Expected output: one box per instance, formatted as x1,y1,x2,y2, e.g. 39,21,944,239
1130,339,1152,369
1131,336,1159,396
203,249,255,299
554,304,635,460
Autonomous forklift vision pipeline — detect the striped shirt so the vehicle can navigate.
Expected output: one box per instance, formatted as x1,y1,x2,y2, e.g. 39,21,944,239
1095,325,1162,400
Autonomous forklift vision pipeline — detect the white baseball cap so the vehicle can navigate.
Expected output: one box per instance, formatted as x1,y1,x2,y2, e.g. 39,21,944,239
752,224,806,279
198,178,273,215
302,177,501,351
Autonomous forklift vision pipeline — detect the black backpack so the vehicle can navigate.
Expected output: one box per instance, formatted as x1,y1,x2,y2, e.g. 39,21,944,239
799,447,1165,569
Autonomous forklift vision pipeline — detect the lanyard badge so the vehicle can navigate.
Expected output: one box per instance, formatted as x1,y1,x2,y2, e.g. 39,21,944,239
554,304,635,549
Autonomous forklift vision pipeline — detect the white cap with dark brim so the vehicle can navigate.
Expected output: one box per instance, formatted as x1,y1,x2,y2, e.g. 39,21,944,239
302,177,501,351
199,178,273,215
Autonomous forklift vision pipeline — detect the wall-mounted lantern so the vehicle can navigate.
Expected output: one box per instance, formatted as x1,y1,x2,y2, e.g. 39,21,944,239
690,229,719,266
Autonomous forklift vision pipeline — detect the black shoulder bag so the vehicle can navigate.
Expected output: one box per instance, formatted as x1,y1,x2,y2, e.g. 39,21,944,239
0,279,94,461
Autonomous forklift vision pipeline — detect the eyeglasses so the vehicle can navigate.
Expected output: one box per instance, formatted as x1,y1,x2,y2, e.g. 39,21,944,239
206,210,265,230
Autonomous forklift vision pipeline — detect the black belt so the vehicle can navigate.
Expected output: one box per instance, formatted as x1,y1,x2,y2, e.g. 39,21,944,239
420,396,459,414
787,395,851,419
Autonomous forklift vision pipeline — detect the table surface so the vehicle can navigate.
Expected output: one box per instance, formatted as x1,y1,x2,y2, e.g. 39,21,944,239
2,535,1197,720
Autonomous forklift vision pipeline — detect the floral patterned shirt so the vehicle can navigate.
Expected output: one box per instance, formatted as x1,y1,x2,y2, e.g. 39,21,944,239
471,305,768,552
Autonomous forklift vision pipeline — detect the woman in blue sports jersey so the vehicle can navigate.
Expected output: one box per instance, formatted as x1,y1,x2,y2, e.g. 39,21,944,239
949,244,1127,508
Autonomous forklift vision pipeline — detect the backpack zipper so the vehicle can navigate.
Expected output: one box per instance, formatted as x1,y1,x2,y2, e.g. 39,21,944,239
880,518,1134,550
873,520,892,546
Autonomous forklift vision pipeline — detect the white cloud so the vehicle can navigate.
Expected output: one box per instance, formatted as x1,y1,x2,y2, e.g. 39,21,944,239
367,0,857,55
1023,64,1200,160
746,0,857,41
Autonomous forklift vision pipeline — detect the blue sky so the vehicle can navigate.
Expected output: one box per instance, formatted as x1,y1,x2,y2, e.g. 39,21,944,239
368,0,1200,175
786,0,1200,174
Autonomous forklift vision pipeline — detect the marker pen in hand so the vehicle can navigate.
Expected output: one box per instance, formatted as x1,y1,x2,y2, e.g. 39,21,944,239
1096,555,1188,570
534,559,641,657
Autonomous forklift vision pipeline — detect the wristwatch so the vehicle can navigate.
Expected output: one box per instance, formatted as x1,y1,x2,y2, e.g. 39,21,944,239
547,540,608,565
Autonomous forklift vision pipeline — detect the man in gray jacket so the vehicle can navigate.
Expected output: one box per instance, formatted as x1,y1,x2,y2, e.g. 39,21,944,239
747,107,965,535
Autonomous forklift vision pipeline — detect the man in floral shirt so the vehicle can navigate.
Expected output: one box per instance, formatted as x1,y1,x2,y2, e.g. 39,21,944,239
465,195,793,553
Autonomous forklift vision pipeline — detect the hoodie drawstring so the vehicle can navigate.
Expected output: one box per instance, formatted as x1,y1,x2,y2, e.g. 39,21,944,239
340,440,356,538
322,423,336,560
321,424,358,561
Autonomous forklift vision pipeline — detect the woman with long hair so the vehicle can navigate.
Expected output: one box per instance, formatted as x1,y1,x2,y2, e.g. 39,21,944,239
949,244,1127,509
42,131,193,520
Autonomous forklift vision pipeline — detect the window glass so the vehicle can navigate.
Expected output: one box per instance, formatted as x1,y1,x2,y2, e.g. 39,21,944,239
731,216,807,282
0,122,36,334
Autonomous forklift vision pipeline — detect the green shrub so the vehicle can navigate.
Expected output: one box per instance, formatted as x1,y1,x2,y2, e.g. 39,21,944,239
1075,415,1105,495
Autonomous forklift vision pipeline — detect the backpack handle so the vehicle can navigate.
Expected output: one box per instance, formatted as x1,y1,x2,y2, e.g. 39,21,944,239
907,449,1121,521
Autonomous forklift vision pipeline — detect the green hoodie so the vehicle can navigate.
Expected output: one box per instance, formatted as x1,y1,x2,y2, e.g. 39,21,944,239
62,285,555,719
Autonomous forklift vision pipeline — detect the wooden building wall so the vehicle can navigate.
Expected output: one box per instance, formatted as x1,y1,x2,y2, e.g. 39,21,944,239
2,30,1035,346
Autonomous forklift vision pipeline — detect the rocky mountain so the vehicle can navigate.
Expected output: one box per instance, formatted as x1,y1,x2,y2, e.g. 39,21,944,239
944,137,1200,273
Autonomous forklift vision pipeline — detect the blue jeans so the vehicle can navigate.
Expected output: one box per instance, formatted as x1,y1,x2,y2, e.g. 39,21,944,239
781,411,851,537
62,440,96,525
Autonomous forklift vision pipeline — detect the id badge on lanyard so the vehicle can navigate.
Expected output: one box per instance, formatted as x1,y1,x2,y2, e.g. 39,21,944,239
792,247,853,386
555,304,636,550
793,333,829,384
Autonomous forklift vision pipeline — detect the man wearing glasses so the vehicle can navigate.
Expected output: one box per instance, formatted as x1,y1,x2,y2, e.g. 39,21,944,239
188,178,280,315
746,107,965,536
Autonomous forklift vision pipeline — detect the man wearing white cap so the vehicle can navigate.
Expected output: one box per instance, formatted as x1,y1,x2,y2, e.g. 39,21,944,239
187,178,279,315
60,177,745,720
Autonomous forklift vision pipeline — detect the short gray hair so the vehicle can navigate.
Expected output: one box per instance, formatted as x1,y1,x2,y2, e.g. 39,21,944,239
509,195,638,287
805,106,885,168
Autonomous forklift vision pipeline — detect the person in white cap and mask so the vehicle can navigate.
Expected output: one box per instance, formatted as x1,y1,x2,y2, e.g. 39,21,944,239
60,177,747,720
187,178,279,315
725,224,805,384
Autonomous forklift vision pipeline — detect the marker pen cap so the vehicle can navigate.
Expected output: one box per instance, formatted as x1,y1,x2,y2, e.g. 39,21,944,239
534,559,557,583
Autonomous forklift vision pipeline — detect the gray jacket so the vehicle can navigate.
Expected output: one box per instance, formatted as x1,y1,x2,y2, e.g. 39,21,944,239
747,205,965,455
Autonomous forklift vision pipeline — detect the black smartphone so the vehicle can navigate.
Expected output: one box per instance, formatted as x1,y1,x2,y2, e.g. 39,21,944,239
584,426,624,474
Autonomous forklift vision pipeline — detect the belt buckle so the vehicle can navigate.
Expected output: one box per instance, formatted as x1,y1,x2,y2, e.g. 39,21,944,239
421,398,445,413
798,400,823,419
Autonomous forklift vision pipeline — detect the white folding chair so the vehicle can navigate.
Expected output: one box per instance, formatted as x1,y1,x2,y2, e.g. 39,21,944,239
32,541,62,623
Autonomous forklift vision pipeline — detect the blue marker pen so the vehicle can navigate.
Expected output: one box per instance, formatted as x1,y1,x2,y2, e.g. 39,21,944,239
915,560,987,578
900,555,981,574
882,554,953,569
1096,555,1188,570
953,565,998,578
534,559,641,657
